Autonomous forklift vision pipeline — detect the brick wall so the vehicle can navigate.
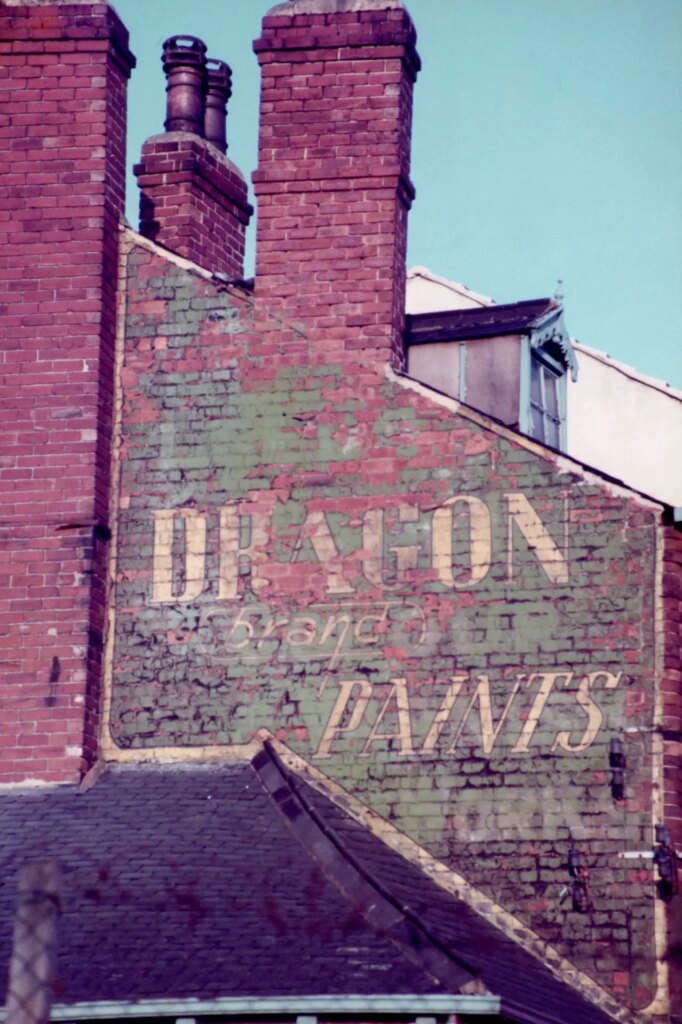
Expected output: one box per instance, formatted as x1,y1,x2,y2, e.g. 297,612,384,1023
0,2,134,782
108,236,665,1009
252,2,420,370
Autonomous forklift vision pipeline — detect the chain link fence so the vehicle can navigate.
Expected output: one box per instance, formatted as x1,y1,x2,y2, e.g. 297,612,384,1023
5,862,60,1024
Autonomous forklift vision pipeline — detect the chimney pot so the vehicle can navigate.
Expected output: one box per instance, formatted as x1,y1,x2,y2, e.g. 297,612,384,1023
162,35,207,135
205,58,232,154
137,37,251,275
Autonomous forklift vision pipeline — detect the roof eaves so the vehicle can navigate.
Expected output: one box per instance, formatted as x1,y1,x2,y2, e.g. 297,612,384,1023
405,298,557,344
573,341,682,398
406,265,495,308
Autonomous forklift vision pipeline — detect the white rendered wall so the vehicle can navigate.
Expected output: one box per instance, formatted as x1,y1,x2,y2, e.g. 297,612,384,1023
568,344,682,506
406,267,492,312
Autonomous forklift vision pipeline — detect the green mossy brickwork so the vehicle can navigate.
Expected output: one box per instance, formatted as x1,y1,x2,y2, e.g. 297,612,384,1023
110,242,662,1008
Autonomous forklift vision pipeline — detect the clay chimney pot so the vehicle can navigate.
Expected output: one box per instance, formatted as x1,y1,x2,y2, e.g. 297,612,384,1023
162,35,207,135
205,58,232,154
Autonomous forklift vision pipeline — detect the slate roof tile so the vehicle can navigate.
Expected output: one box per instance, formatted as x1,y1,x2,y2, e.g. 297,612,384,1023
0,754,621,1024
0,763,444,1005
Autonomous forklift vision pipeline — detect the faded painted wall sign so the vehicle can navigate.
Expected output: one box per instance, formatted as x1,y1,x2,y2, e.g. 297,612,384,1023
107,246,657,780
108,487,628,760
107,244,660,1003
150,491,570,603
195,601,427,671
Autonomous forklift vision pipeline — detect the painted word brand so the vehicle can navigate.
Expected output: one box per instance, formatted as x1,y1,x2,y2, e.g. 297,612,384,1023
314,671,623,759
198,601,425,669
150,491,569,602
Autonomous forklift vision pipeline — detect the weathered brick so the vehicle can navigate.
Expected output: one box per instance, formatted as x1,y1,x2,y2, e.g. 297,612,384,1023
0,1,135,782
105,236,671,1009
252,4,420,372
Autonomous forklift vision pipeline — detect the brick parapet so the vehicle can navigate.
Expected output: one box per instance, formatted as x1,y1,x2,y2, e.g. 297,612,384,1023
252,3,420,371
134,133,252,277
0,1,134,782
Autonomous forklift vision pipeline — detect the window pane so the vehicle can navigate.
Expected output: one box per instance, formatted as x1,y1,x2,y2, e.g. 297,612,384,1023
529,353,566,449
545,415,560,448
530,405,544,439
544,369,559,419
530,359,542,404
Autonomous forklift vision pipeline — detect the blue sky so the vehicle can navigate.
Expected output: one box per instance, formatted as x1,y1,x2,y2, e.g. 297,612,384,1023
113,0,682,388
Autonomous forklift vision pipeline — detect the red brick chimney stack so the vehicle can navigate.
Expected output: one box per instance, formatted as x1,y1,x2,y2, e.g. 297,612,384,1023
134,37,252,277
0,0,135,782
252,0,420,370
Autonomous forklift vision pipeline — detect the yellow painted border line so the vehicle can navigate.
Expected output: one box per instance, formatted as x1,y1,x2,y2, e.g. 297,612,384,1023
639,519,669,1017
100,225,269,765
99,226,130,762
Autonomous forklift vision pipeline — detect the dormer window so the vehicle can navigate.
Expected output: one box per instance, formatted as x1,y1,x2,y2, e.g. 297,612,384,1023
405,298,578,451
530,350,563,448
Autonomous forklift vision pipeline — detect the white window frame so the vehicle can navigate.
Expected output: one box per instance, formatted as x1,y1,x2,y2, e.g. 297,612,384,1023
519,338,567,450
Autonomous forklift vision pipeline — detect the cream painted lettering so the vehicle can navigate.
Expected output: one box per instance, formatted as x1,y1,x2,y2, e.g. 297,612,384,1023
313,670,622,760
150,491,569,603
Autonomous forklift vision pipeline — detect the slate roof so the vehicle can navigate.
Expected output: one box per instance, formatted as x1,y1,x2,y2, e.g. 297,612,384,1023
405,299,557,344
0,748,619,1024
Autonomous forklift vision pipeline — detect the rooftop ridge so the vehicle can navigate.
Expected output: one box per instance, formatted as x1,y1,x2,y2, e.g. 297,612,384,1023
253,739,480,995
